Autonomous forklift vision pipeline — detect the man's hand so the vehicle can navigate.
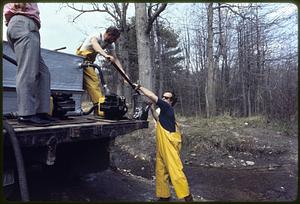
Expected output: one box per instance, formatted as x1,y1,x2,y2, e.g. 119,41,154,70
133,83,141,91
105,55,115,62
132,84,158,104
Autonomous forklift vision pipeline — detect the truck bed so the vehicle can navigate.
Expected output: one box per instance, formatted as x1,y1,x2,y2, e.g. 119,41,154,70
3,116,148,199
4,116,148,147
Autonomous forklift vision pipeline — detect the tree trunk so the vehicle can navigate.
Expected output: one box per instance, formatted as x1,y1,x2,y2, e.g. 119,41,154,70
118,31,131,103
150,26,156,91
135,3,152,90
206,3,216,117
155,19,164,97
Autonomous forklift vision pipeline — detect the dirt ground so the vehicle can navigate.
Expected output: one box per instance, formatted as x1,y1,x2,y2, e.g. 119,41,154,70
22,142,297,202
6,116,298,202
112,116,298,202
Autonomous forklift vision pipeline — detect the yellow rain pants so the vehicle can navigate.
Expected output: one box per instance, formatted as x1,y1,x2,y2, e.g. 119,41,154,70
76,47,103,104
155,122,190,199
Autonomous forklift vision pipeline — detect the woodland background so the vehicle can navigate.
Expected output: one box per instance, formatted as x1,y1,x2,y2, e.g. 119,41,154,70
64,3,298,122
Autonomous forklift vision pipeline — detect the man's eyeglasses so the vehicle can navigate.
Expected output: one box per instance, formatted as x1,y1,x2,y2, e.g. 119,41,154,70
162,95,172,100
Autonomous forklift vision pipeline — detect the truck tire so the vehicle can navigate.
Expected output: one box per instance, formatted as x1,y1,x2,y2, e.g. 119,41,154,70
3,120,29,201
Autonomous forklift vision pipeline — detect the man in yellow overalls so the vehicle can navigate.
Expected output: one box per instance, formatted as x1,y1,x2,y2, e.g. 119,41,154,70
134,84,193,202
76,26,127,115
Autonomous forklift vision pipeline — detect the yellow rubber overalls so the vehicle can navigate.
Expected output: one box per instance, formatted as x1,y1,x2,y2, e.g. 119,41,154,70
76,46,103,104
155,121,190,199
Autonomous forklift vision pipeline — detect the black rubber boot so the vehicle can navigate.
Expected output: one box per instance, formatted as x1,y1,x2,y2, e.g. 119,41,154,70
184,194,193,202
157,197,171,202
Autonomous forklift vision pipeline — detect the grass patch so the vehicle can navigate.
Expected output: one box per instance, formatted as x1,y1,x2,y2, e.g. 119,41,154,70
116,114,295,167
178,115,292,157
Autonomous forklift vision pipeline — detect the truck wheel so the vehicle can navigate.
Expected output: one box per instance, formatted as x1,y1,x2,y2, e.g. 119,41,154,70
3,166,20,200
3,121,29,201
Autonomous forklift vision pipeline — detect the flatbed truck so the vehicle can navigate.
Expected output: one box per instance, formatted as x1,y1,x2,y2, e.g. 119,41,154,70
2,41,148,201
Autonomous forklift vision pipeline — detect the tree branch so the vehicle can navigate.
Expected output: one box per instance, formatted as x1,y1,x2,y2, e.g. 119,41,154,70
113,3,121,19
213,3,255,22
103,3,119,22
66,3,120,23
66,3,107,13
146,3,167,34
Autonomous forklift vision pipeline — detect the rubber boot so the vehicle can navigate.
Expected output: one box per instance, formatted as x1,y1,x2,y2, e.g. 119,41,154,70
184,194,193,202
157,197,171,202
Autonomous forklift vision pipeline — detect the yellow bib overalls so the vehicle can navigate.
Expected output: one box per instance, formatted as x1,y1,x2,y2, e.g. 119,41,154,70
155,122,190,199
76,46,103,104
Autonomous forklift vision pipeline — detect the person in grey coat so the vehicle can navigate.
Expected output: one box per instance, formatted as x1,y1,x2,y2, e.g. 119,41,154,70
4,3,53,124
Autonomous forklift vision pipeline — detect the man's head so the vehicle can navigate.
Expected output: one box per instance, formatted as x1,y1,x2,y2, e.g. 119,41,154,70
162,91,177,107
104,26,121,43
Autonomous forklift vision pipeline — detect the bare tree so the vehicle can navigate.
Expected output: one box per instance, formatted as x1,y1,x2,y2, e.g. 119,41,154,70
206,3,216,117
64,3,298,121
135,3,167,89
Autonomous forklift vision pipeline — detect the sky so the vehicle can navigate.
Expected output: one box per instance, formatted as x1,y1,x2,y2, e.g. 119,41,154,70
2,3,298,55
2,3,136,54
2,3,188,54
